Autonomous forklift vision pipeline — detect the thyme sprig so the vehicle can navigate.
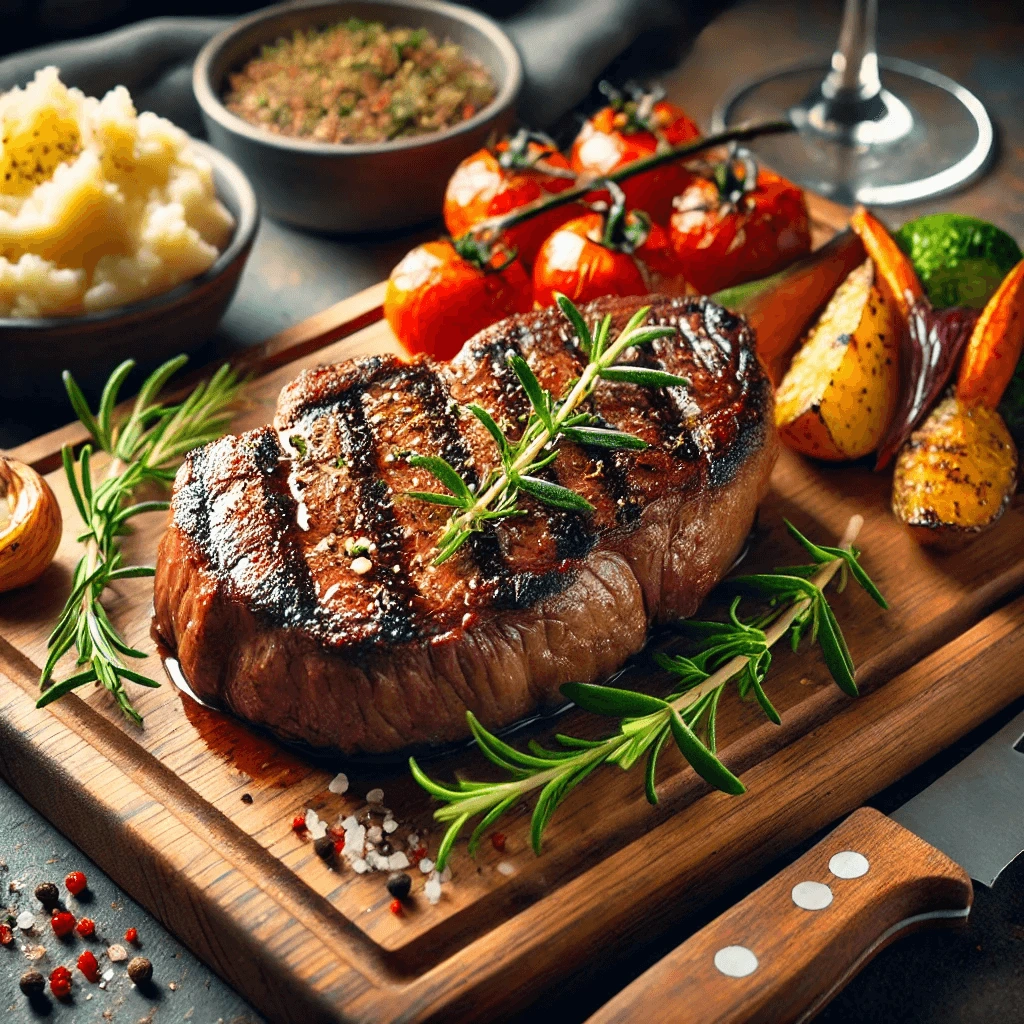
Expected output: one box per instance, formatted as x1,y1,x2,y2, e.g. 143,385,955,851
37,357,242,723
408,294,688,563
412,515,884,869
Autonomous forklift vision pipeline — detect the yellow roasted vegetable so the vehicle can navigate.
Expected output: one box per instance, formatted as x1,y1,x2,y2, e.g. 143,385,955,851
892,395,1017,550
0,457,62,591
774,258,900,460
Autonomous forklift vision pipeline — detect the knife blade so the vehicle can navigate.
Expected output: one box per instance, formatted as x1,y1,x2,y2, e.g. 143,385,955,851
585,705,1024,1024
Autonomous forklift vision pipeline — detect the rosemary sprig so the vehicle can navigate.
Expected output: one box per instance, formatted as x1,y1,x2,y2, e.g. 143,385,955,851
37,357,242,723
411,515,885,869
408,295,688,562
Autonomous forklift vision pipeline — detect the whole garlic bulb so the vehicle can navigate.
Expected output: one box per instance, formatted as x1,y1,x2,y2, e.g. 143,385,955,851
0,457,62,592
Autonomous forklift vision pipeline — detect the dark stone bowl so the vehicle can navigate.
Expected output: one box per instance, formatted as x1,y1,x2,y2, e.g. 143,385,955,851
0,140,258,404
192,0,522,234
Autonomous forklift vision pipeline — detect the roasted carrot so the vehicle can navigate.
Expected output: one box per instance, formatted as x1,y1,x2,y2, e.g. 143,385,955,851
850,206,925,320
956,257,1024,408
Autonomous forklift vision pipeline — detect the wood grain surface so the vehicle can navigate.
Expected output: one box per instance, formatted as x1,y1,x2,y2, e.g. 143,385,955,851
584,807,972,1024
0,195,1021,1023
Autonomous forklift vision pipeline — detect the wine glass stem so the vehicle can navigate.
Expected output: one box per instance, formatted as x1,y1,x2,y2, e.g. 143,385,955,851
824,0,881,102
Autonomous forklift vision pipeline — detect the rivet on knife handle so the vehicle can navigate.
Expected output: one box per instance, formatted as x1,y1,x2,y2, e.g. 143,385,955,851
584,808,971,1024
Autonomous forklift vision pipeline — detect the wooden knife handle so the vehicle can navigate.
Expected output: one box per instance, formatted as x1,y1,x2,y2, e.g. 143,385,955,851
586,807,972,1024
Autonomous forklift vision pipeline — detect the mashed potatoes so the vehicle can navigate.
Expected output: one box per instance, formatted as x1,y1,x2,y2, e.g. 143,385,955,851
0,68,235,318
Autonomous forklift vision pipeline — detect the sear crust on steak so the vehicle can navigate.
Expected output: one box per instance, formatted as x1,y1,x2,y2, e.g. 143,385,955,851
154,295,778,754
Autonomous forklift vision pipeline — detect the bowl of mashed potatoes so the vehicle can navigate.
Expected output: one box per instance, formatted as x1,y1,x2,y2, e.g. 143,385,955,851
0,68,258,400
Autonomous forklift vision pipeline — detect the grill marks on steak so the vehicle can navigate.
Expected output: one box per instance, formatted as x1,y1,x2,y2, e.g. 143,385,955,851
154,295,777,752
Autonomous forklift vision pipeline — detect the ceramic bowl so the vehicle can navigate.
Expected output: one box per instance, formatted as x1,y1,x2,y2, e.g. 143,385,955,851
0,140,258,404
193,0,522,233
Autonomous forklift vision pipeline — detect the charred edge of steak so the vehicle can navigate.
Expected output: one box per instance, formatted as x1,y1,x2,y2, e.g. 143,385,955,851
168,295,772,652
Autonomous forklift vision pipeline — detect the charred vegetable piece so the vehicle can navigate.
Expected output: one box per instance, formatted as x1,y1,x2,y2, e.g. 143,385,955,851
894,214,1022,310
874,302,979,470
850,206,925,319
775,258,899,460
892,394,1017,550
714,228,866,383
956,258,1024,409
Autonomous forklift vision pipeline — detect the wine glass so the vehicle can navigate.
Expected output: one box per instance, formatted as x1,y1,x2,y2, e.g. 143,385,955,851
711,0,993,205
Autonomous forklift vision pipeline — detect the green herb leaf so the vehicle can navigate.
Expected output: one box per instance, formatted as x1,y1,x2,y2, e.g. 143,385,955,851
561,426,649,450
517,475,595,512
669,709,746,795
562,681,669,718
599,366,689,388
507,353,552,431
408,454,471,502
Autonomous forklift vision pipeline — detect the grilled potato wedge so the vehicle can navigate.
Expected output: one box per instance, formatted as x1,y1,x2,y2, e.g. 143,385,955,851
775,258,900,460
892,394,1018,550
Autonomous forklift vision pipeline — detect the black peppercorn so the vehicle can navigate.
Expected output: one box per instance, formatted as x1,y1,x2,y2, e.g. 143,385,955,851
19,970,45,996
127,957,153,985
241,793,253,805
34,882,59,910
314,835,335,861
386,871,412,901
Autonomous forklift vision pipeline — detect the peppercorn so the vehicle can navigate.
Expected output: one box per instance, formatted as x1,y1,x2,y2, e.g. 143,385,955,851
76,950,100,983
19,970,45,997
491,832,507,852
125,927,138,943
76,917,95,938
34,881,60,910
127,956,153,985
386,871,412,901
291,815,307,832
0,923,13,946
389,899,403,916
49,965,72,999
241,793,253,804
65,871,87,896
50,910,76,938
314,835,335,861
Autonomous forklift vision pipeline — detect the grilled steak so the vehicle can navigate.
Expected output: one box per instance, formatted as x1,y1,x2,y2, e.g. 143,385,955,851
153,295,777,754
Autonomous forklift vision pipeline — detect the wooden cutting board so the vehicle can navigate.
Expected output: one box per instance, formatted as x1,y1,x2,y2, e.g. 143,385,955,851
1,196,1023,1024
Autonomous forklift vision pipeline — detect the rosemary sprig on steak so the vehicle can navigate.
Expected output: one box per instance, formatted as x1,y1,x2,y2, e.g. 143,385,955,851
411,516,886,869
408,294,688,562
37,357,241,723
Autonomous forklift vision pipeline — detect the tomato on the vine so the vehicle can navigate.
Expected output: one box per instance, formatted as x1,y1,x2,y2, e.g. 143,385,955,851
668,149,811,295
532,182,690,308
384,239,533,361
571,83,700,221
443,129,578,267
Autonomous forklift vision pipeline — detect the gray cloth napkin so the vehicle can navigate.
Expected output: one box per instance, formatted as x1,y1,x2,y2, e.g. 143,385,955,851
0,1,684,133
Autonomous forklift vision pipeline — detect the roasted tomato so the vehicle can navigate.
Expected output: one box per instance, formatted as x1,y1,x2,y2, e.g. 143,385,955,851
384,240,533,360
532,182,689,308
669,150,812,295
570,83,700,221
443,129,577,267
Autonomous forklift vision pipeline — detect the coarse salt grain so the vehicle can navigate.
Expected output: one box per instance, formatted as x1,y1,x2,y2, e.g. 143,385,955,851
424,878,442,905
388,852,410,870
366,788,384,804
496,861,515,876
352,859,369,874
383,818,398,834
440,864,452,883
407,833,420,849
16,911,34,930
328,772,349,795
366,826,383,844
418,858,434,874
305,808,327,840
102,968,114,981
366,850,389,871
107,944,128,962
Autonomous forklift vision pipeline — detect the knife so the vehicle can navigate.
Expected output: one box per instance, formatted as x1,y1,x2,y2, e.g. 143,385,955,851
585,705,1024,1024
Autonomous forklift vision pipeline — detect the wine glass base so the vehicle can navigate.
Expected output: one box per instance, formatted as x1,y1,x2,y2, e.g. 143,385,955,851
713,57,994,206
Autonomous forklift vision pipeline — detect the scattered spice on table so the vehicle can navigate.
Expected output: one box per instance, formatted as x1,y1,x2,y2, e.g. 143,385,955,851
19,970,45,997
50,910,75,937
34,881,59,910
49,965,72,998
77,949,100,982
124,927,138,944
224,18,496,144
76,916,95,937
127,955,153,985
65,871,88,896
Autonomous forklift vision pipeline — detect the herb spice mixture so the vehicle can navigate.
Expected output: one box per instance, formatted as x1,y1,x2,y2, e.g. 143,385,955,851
224,18,496,144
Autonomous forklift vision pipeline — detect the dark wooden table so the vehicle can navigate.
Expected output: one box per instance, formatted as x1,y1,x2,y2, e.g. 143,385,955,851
3,0,1023,1021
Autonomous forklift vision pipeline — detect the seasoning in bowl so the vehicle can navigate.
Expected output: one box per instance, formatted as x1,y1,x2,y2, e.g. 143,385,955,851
0,68,236,318
223,18,496,144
